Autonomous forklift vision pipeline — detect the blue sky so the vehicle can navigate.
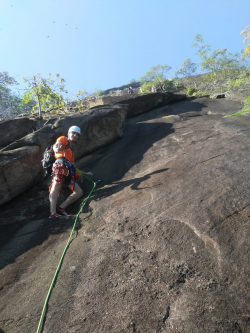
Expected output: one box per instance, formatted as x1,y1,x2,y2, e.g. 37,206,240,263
0,0,249,98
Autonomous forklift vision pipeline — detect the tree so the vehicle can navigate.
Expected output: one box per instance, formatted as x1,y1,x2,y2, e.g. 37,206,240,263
0,71,18,86
74,90,88,101
191,34,211,61
140,64,172,93
140,64,172,83
191,34,250,95
72,90,88,111
93,90,105,97
174,58,198,78
241,25,250,59
22,73,68,118
0,72,32,121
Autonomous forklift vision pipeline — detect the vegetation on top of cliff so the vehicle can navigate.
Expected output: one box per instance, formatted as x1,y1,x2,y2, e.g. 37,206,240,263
22,73,69,119
137,32,250,113
0,72,35,121
1,25,250,121
138,65,184,94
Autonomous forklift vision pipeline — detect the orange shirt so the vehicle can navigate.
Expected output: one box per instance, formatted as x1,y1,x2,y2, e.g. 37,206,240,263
55,136,75,164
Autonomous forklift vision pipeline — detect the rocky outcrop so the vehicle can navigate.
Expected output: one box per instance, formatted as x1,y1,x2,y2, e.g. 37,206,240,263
96,92,186,117
102,81,140,95
0,146,41,206
51,104,127,159
2,105,127,158
0,105,127,205
1,124,57,153
0,118,36,148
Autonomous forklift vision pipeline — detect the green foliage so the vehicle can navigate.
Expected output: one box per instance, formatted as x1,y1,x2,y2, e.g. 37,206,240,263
0,71,33,121
162,78,175,91
243,95,250,110
128,79,137,84
74,90,88,101
201,49,242,74
139,65,173,94
227,96,250,116
138,82,152,94
94,90,105,97
192,90,209,97
226,69,250,90
114,89,122,96
140,64,172,83
173,80,184,90
174,58,198,78
191,34,211,61
0,71,18,86
187,87,196,96
191,34,250,95
139,77,181,94
107,89,123,96
139,78,182,94
21,73,68,118
241,25,250,59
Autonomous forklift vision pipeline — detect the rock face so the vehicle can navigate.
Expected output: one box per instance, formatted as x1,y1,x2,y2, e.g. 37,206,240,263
51,104,128,159
97,92,186,118
102,81,141,95
0,146,41,205
1,124,57,153
225,89,250,102
0,118,36,148
2,96,250,332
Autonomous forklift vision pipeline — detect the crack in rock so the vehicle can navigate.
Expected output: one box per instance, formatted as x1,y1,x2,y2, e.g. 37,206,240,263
163,305,170,323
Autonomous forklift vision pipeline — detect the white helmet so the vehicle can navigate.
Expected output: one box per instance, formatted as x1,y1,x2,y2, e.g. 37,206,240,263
68,126,81,135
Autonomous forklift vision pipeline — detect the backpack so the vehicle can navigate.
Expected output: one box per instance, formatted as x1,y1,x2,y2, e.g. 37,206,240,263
42,140,71,176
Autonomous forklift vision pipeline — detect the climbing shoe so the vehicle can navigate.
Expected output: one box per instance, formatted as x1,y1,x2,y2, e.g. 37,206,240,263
49,213,60,219
58,206,68,216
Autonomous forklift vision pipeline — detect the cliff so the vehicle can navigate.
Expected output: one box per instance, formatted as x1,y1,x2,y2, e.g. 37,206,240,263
1,92,250,332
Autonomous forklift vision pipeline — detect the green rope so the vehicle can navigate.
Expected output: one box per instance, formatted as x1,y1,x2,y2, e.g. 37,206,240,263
36,173,96,333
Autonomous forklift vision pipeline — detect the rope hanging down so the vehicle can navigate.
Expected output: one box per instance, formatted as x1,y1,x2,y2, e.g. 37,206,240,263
36,173,101,333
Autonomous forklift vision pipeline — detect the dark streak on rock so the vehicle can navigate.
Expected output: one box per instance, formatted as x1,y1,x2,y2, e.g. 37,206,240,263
163,306,170,323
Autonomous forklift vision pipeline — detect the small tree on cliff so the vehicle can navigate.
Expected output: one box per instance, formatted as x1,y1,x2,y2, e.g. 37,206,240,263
191,34,250,94
174,58,198,78
139,64,172,93
22,73,68,118
174,58,198,91
0,71,33,120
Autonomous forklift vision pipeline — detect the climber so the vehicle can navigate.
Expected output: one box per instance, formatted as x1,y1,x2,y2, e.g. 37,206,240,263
128,86,133,94
49,125,93,218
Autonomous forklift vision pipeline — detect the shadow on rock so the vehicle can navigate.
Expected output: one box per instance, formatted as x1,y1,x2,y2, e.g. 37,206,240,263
0,115,174,269
92,168,169,201
78,120,175,202
0,216,76,271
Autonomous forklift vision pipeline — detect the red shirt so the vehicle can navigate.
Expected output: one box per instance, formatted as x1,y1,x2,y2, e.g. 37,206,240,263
55,136,75,164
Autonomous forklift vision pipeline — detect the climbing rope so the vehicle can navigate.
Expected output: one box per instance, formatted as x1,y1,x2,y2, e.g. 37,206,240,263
36,173,101,333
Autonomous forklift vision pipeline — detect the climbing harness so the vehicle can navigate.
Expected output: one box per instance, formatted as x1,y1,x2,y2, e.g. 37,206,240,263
51,157,76,191
48,158,78,197
52,159,70,182
36,173,101,333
